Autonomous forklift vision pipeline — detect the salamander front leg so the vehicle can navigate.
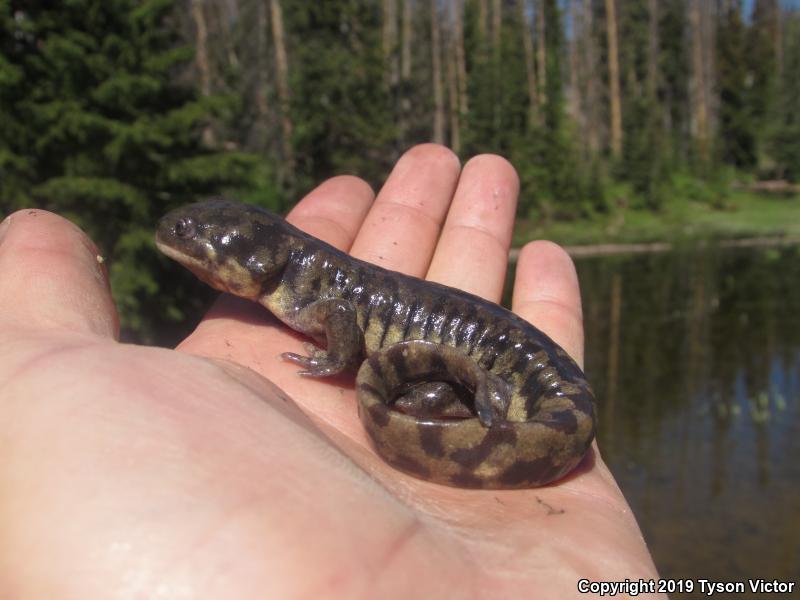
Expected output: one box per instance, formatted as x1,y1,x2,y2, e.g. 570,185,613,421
281,298,364,377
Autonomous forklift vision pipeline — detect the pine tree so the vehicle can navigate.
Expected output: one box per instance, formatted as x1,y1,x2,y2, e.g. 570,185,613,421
618,0,668,208
283,1,394,192
462,0,500,152
536,0,583,213
747,0,780,173
658,0,691,169
772,10,800,180
716,1,756,169
0,0,256,339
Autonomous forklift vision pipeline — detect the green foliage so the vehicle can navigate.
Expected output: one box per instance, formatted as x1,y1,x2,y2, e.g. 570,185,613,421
617,0,669,209
1,0,796,343
657,0,691,170
740,0,787,178
716,2,756,168
668,168,735,207
0,0,257,341
475,0,586,217
283,1,395,192
462,0,528,156
771,11,800,181
536,0,583,211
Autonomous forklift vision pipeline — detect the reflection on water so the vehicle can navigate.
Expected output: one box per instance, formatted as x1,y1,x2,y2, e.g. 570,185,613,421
577,245,800,592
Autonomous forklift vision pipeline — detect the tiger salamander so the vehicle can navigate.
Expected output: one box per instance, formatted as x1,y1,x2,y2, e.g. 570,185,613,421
156,199,596,489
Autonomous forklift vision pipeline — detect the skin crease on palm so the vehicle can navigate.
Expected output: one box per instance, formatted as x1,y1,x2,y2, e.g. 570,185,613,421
0,145,663,599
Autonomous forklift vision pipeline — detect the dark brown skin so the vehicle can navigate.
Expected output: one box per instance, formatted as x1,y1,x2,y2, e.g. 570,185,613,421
156,199,596,488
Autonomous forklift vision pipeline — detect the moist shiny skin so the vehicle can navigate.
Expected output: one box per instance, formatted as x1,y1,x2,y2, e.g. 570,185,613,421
156,199,596,489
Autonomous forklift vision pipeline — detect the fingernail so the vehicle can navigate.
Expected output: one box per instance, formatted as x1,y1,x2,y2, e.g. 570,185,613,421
0,215,11,245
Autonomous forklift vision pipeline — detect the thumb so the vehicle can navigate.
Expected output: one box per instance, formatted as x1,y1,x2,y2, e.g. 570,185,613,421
0,209,119,339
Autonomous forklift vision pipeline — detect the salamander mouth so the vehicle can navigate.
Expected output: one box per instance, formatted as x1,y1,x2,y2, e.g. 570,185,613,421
155,237,222,289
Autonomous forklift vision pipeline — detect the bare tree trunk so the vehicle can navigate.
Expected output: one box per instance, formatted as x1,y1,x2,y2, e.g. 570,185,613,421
582,0,600,155
567,0,580,124
453,0,468,115
446,26,461,152
701,1,716,146
492,0,502,58
535,0,546,105
190,0,215,146
605,0,622,158
518,0,538,126
210,0,239,71
647,0,658,100
383,0,399,92
689,0,709,163
478,0,489,40
775,3,783,78
399,0,413,143
253,0,269,139
269,0,295,186
571,0,588,147
191,0,211,98
431,0,445,143
401,0,412,83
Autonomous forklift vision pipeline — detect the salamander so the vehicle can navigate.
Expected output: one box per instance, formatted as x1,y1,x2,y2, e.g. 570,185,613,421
155,199,596,489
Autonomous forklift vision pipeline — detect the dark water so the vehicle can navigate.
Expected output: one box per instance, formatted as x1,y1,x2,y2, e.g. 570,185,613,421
575,245,800,595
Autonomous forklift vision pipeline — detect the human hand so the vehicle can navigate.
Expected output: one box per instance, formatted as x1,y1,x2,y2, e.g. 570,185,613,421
0,145,661,598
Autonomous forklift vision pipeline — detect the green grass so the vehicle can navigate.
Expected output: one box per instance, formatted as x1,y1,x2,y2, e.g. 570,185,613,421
513,190,800,247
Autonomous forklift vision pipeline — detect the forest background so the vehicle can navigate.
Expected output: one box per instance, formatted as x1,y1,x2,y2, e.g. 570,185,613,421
1,0,799,341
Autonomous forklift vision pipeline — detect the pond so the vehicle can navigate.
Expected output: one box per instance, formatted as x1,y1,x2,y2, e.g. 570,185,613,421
575,244,800,595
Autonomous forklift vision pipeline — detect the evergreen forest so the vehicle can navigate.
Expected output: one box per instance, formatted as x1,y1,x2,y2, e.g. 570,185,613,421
1,0,799,340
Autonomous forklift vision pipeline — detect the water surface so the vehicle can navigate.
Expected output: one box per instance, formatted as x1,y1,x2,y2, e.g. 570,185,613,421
575,245,799,594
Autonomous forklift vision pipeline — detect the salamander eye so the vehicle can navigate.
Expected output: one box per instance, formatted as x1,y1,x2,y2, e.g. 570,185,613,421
174,218,196,239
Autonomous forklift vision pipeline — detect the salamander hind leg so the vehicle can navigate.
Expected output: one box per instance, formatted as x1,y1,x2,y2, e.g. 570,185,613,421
281,298,364,377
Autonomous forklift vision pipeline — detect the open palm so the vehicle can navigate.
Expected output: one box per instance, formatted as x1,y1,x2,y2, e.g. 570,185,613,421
0,145,660,598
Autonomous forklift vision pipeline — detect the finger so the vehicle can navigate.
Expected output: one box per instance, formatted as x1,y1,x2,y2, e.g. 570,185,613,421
0,209,119,339
512,241,585,366
349,144,461,276
426,154,519,302
286,175,375,251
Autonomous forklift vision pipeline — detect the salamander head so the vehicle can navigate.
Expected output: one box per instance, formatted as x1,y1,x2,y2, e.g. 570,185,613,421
156,199,292,299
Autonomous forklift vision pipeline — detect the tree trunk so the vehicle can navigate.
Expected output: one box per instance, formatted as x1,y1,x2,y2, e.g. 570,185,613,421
647,0,659,100
431,0,445,143
399,0,413,143
190,0,215,146
478,0,489,40
689,0,709,163
774,2,783,78
535,0,546,105
701,1,716,146
492,0,502,59
383,0,399,92
518,0,538,126
210,0,239,71
582,0,600,155
269,0,295,186
253,0,270,143
446,25,461,152
567,0,580,125
605,0,622,158
453,0,468,115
